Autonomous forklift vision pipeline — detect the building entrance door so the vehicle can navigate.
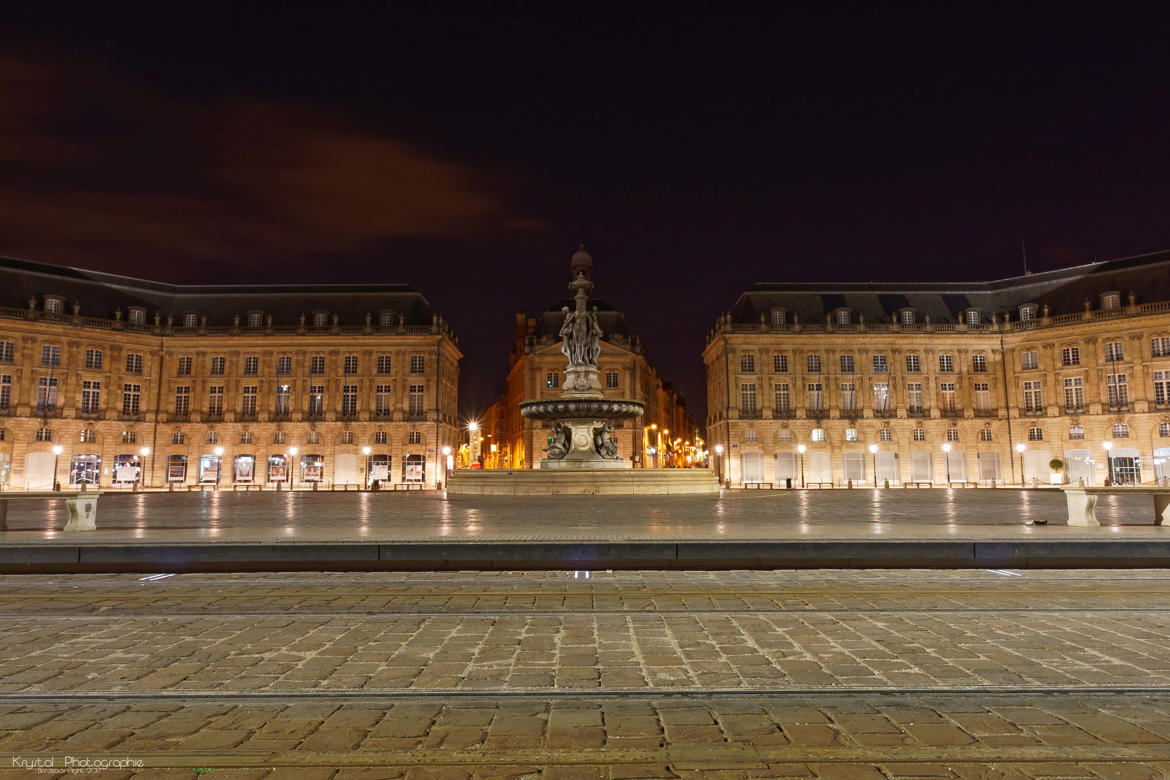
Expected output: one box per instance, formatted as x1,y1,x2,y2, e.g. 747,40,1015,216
1109,456,1141,485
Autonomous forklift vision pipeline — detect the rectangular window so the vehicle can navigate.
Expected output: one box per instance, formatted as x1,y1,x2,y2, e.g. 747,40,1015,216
377,355,392,374
872,354,887,373
907,382,923,412
939,382,956,412
966,310,981,326
971,354,987,372
1106,374,1129,408
1064,376,1084,411
1113,423,1130,438
773,383,790,412
839,354,854,373
546,372,559,388
606,371,619,388
973,382,991,413
308,385,324,416
80,380,101,414
1069,425,1085,440
807,354,822,373
1020,351,1038,370
938,354,954,372
773,354,788,373
342,384,358,416
806,382,823,410
1152,337,1170,358
0,374,10,409
84,349,104,370
410,355,425,374
980,428,994,442
174,386,190,416
740,383,757,413
905,354,920,372
912,428,926,442
1155,370,1170,406
946,428,959,442
172,432,185,445
37,376,59,410
375,384,392,416
207,386,224,417
41,345,61,366
126,353,143,373
741,354,756,373
277,356,292,375
241,385,258,417
408,431,422,444
210,356,225,375
1061,347,1081,366
839,382,856,411
310,356,325,374
1105,341,1124,362
0,341,13,362
344,355,358,374
243,356,259,375
879,428,892,441
872,382,890,412
1023,380,1043,412
374,431,387,444
36,428,52,442
408,384,424,416
177,356,192,375
122,383,141,417
275,384,290,417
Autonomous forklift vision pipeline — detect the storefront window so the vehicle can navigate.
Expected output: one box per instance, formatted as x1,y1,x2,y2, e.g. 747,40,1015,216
267,454,288,483
199,454,221,484
301,454,324,482
113,454,142,485
167,455,188,483
368,454,391,486
70,454,101,485
404,454,424,483
233,454,255,483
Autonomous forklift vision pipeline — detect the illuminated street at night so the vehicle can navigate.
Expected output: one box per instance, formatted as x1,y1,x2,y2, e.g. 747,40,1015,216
2,569,1169,776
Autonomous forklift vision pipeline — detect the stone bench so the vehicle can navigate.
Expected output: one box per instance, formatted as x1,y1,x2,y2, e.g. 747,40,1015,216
1061,485,1170,526
0,490,104,532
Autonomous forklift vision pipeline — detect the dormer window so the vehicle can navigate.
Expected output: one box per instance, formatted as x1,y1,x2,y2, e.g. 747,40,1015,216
127,307,146,325
1101,291,1121,310
44,296,65,314
834,308,851,326
182,312,199,328
965,309,981,325
899,310,915,325
247,311,263,328
1018,304,1038,321
379,310,396,328
312,310,329,328
769,308,786,327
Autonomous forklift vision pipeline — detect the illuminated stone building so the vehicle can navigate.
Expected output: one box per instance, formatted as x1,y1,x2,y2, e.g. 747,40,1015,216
486,247,699,469
0,257,460,490
705,250,1170,488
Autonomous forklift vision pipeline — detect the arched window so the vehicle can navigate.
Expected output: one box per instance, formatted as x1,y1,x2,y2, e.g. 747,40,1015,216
1028,427,1044,441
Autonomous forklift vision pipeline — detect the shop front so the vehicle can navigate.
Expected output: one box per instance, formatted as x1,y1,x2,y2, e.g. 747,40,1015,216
199,454,222,485
167,455,188,484
403,453,424,484
233,454,255,484
368,454,391,487
69,454,101,486
301,454,324,483
113,454,143,486
267,454,288,484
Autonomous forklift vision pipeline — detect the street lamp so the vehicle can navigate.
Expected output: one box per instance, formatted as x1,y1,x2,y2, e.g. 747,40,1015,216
868,443,878,487
1015,443,1027,487
796,444,806,488
1103,441,1114,485
140,446,151,488
714,444,724,485
941,442,952,485
214,446,224,488
51,444,64,491
362,446,372,488
287,445,299,490
441,445,452,487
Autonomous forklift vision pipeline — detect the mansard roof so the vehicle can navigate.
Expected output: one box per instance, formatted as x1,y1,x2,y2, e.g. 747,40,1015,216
0,255,438,326
734,249,1170,323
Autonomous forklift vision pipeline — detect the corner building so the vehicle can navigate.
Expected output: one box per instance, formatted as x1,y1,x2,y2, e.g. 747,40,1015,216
0,257,460,490
486,247,699,469
704,251,1170,488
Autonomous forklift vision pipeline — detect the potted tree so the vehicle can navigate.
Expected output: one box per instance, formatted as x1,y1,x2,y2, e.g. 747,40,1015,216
1049,458,1065,484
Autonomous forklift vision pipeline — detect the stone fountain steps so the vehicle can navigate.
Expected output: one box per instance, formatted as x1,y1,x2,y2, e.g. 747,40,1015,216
446,469,720,496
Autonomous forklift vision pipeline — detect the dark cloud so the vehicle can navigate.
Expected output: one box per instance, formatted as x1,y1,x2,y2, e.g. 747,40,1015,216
0,55,539,271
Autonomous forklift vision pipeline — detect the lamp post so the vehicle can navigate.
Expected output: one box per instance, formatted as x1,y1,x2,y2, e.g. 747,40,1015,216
441,445,451,487
941,442,952,485
214,446,224,489
714,444,724,485
1103,441,1114,485
796,444,806,488
51,444,63,491
140,447,151,488
362,446,372,488
868,443,878,487
287,445,299,490
1015,443,1027,487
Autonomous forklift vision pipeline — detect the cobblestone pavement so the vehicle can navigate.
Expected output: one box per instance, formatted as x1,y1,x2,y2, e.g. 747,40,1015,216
3,490,1169,544
2,570,1169,777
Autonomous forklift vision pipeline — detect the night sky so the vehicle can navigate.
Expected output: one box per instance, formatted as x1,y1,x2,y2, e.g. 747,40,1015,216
4,3,1169,423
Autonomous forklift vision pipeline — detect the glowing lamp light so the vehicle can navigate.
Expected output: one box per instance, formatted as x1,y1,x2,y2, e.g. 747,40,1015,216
51,445,64,455
362,446,372,455
288,446,299,456
214,446,224,457
796,444,806,454
868,444,878,454
442,446,451,455
1015,443,1027,453
714,444,724,455
139,447,151,456
1102,441,1114,451
942,442,952,453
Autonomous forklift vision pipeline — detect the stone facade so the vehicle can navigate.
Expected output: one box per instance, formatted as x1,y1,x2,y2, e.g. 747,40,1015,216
0,258,461,490
704,250,1170,487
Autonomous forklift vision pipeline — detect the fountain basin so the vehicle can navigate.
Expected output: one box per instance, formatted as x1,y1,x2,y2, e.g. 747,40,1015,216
519,398,644,420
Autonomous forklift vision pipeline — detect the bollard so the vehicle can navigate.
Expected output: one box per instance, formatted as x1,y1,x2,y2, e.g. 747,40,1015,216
312,481,318,491
883,479,889,489
847,479,853,489
786,477,792,489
